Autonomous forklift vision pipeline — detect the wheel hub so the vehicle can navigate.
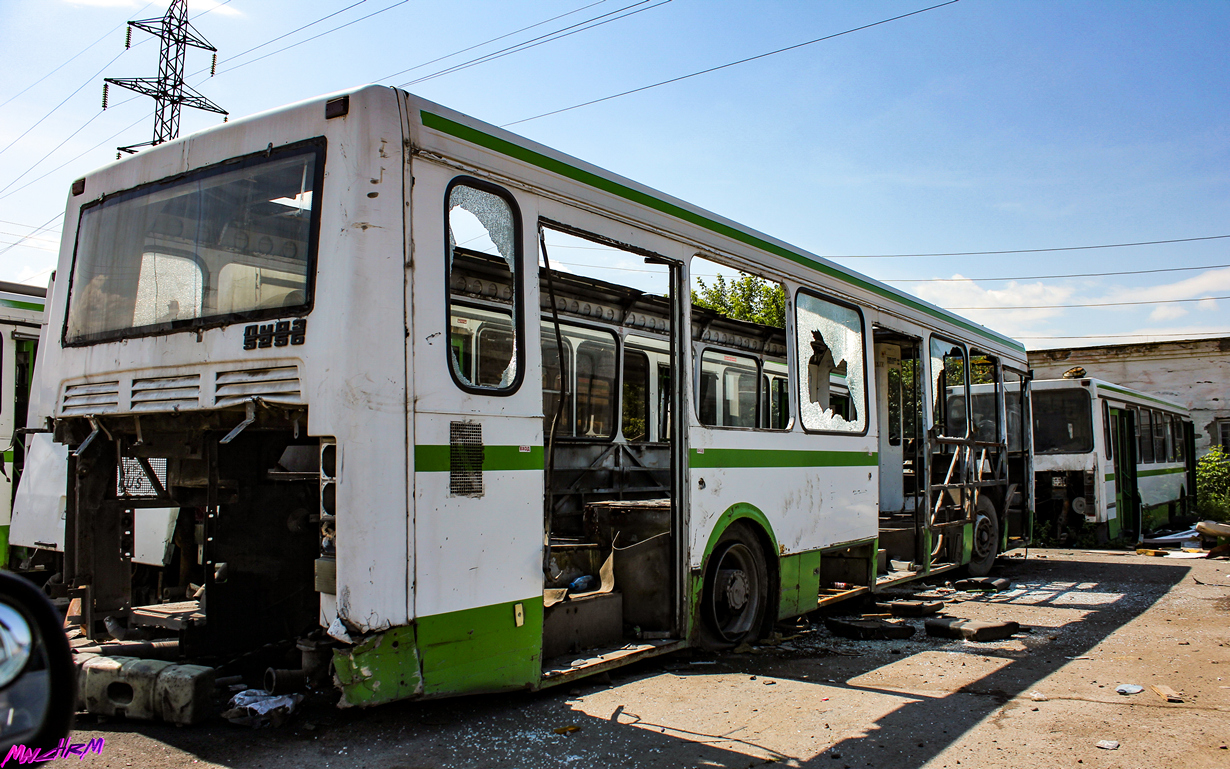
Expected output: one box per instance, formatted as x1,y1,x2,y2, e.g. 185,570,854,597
720,569,749,610
973,514,993,558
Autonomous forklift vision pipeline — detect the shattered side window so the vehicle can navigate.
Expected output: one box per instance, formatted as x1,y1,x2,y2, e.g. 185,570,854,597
447,180,521,392
795,291,866,433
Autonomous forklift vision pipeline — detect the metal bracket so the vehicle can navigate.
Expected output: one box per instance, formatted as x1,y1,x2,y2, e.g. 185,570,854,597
73,416,113,458
220,399,257,445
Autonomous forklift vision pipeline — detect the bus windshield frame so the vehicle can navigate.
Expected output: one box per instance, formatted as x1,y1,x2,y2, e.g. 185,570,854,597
62,138,326,346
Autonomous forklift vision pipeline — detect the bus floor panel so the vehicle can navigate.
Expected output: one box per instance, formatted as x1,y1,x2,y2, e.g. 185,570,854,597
540,638,682,686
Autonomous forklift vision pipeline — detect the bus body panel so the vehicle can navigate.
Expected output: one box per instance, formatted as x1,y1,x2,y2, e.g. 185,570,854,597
21,85,1037,714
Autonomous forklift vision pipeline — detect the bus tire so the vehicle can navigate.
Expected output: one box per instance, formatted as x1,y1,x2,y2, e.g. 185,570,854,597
699,521,768,649
966,495,999,577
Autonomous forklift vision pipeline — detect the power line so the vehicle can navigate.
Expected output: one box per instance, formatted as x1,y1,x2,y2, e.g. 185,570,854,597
213,1,412,76
0,46,133,161
0,230,59,244
885,263,1230,283
0,111,152,202
0,220,61,235
0,2,155,110
950,295,1230,311
400,1,672,88
503,0,960,127
378,0,610,83
0,213,64,258
0,239,58,254
829,234,1230,259
189,0,370,78
0,110,108,197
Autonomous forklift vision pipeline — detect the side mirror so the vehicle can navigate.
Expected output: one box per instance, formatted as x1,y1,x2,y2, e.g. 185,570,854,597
0,571,75,755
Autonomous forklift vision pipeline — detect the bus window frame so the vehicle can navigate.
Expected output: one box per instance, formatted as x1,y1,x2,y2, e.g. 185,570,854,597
444,175,525,397
62,137,326,347
930,334,970,440
621,346,652,443
542,318,620,442
696,346,762,431
793,288,869,437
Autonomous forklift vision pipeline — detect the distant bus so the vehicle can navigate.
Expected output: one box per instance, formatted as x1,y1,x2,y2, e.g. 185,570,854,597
17,86,1032,718
0,280,44,567
1030,377,1194,543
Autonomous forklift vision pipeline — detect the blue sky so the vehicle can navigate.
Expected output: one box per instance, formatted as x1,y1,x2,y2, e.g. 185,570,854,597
0,0,1227,349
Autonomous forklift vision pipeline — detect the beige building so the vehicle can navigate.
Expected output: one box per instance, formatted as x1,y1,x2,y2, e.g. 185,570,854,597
1028,337,1230,456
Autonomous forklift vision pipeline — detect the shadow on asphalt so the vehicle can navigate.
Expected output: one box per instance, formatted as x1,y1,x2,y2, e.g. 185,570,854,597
75,555,1191,768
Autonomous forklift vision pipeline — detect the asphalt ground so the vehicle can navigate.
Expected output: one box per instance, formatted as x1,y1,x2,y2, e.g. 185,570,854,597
69,549,1230,768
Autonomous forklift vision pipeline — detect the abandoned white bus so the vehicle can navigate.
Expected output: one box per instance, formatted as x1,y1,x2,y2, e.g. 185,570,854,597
1030,377,1194,544
0,281,45,567
21,85,1032,717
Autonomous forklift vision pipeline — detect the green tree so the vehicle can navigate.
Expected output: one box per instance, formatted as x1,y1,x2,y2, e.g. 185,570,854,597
1196,445,1230,522
691,272,785,328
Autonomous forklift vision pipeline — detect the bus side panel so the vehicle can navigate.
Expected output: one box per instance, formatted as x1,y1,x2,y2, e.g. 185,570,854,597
408,160,545,694
307,87,411,634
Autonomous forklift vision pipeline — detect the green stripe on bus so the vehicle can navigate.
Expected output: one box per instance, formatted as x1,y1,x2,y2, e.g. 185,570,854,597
1137,466,1186,478
1,450,11,463
689,447,878,469
1097,384,1186,411
414,444,545,472
0,298,43,312
420,110,1025,355
1104,473,1115,482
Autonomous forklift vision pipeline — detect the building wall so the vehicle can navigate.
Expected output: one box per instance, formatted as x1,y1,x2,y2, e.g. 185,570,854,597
1028,337,1230,456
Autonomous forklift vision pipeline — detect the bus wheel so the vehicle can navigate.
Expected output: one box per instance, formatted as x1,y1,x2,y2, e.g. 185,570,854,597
967,496,999,577
700,522,768,648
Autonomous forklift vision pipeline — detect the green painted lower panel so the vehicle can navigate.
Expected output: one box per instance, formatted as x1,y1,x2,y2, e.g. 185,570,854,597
334,596,544,707
777,550,822,619
961,523,973,564
333,625,422,707
417,596,543,696
1137,466,1186,478
0,525,8,570
1107,512,1121,540
690,448,877,469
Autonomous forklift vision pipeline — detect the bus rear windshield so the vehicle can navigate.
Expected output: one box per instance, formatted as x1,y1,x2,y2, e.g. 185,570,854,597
64,141,323,345
1032,389,1093,454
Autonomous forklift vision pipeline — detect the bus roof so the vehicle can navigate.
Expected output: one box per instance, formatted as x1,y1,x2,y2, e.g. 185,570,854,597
403,90,1027,362
0,280,45,325
1032,377,1189,415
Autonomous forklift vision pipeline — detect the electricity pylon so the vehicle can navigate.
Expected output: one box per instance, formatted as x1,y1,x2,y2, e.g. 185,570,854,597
104,0,226,155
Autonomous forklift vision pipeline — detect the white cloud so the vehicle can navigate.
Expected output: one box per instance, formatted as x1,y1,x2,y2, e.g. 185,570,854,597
909,276,1076,336
1102,266,1230,304
1149,304,1188,321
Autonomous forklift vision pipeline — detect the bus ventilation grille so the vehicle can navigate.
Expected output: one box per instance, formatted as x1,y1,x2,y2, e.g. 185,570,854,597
449,422,484,496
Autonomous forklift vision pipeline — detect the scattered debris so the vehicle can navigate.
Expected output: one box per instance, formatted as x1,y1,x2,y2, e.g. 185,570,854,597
553,725,581,735
1142,527,1201,548
824,617,915,641
1115,684,1143,695
1135,548,1169,557
1192,577,1230,587
925,618,1019,642
1029,691,1048,702
221,689,303,728
1096,740,1120,750
1150,685,1183,703
876,600,943,617
953,577,1011,592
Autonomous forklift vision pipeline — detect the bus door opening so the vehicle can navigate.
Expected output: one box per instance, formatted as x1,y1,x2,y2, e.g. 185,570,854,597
538,225,682,676
873,330,925,577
